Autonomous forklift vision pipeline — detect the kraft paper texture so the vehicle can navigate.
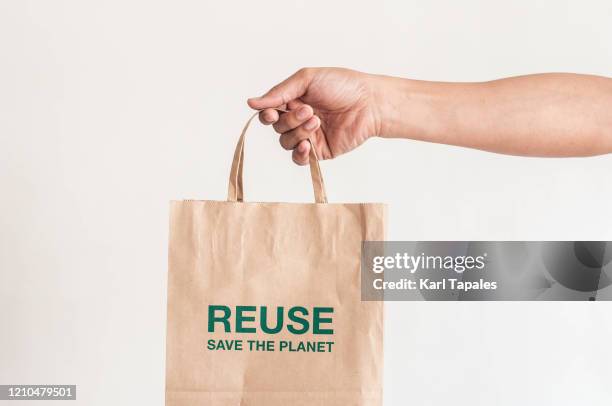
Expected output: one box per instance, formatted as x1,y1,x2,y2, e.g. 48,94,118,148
166,112,386,405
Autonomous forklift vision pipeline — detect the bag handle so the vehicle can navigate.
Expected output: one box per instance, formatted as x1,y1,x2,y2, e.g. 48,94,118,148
227,110,328,204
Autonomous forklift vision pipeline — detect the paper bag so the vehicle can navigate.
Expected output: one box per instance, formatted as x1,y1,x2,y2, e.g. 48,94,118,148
166,112,386,405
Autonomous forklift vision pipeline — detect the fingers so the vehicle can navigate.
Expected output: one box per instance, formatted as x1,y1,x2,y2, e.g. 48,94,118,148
249,91,320,166
276,108,319,166
273,105,314,134
258,108,279,125
286,99,305,110
292,140,311,166
279,115,320,150
247,68,313,110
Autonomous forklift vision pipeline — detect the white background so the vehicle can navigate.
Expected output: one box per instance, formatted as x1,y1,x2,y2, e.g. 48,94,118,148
1,1,612,405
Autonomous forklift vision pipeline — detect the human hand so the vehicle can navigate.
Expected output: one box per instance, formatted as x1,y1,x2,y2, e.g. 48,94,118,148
249,70,612,161
247,68,382,165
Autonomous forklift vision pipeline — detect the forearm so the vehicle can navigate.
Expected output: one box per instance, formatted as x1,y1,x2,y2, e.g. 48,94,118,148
372,73,612,156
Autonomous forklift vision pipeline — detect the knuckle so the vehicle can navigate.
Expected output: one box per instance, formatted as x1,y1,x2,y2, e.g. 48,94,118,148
280,112,298,128
288,110,301,124
279,134,293,150
292,152,307,166
259,110,273,124
291,127,308,141
272,121,284,133
301,104,313,116
280,93,291,105
297,67,313,78
258,112,267,124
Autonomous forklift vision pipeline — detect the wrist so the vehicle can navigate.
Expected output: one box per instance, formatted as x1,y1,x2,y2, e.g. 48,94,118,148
369,74,447,141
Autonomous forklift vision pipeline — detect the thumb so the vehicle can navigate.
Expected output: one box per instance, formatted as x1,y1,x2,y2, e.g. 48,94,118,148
248,68,313,110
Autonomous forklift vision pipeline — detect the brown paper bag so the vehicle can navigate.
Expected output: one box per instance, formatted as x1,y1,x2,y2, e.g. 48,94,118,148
166,112,386,405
